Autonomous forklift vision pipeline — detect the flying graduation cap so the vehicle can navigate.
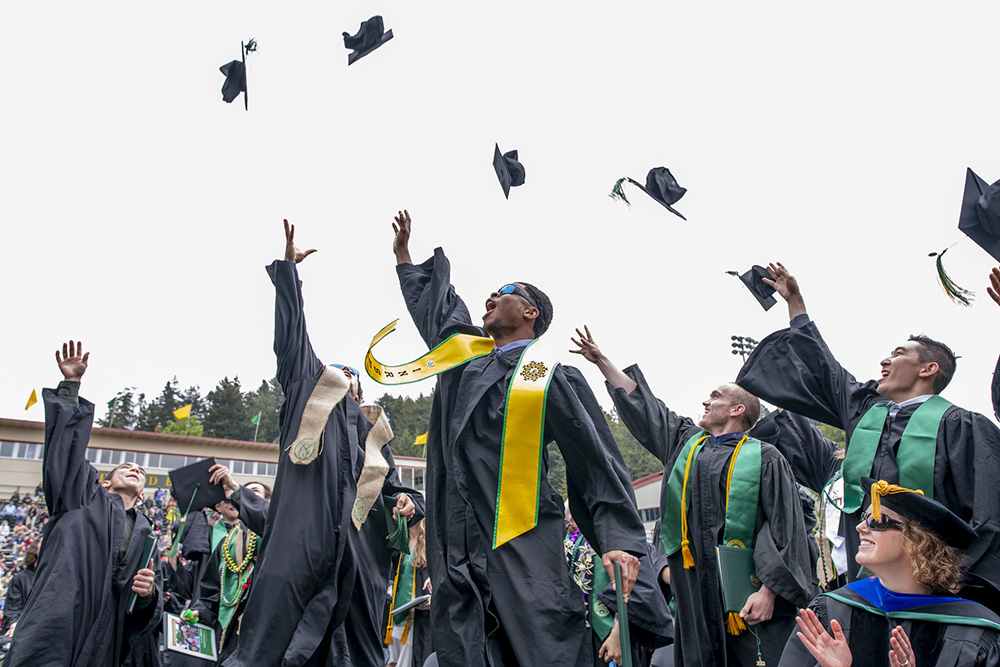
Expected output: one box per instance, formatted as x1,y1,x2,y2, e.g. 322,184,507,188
736,265,777,311
220,39,256,110
493,144,525,199
343,16,394,65
610,167,687,220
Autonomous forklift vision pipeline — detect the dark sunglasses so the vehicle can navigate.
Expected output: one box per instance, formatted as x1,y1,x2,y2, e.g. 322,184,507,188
497,283,537,308
861,511,904,532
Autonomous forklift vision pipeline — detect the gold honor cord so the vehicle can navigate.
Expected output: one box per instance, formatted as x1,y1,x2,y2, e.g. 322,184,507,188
364,320,496,386
494,340,558,548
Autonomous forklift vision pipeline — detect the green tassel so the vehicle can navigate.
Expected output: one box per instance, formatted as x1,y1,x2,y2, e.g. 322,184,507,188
930,249,974,306
610,177,632,207
725,271,740,277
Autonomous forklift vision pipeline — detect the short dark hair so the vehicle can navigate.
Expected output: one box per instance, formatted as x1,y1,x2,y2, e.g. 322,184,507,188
908,335,957,393
246,481,273,500
518,282,553,337
725,384,761,431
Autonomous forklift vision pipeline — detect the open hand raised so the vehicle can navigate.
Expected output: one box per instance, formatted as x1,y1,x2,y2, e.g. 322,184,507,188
569,326,605,365
284,219,317,264
392,209,412,264
55,340,89,382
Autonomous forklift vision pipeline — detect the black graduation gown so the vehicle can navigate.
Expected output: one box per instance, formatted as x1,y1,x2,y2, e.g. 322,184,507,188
225,260,378,667
609,365,816,667
0,565,35,634
778,584,1000,666
332,443,425,667
736,315,1000,609
6,389,163,667
397,248,649,667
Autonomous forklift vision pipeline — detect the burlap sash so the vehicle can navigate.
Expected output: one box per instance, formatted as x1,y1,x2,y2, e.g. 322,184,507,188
352,405,394,529
288,365,352,465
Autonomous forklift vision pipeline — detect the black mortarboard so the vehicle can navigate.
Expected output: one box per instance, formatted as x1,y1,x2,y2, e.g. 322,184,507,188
861,477,976,549
959,168,1000,263
610,167,687,220
343,16,394,65
220,40,254,110
169,458,228,513
492,144,526,199
738,265,777,311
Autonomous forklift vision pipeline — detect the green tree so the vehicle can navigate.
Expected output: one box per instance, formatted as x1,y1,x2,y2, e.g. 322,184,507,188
135,377,184,432
815,421,846,448
375,392,435,458
203,377,251,441
97,387,140,430
245,378,284,443
163,415,205,437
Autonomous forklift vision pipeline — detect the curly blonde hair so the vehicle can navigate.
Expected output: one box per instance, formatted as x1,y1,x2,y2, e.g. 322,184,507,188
901,520,964,594
411,520,427,569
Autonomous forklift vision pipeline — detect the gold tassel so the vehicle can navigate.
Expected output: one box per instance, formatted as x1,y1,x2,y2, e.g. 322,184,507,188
681,539,695,568
869,480,922,521
727,612,747,635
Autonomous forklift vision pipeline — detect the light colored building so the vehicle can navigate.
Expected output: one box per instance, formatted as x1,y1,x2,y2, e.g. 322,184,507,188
633,471,663,542
0,416,426,500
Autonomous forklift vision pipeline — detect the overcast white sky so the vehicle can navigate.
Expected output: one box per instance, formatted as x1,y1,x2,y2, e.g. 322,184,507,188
4,2,1000,429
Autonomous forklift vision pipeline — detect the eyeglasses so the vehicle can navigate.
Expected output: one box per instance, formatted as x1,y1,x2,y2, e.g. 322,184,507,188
497,283,537,308
861,511,904,532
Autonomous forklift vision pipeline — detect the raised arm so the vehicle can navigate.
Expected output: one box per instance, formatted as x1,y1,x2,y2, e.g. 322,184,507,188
266,219,322,391
988,267,1000,420
43,340,99,515
392,210,478,347
764,262,807,321
569,325,637,393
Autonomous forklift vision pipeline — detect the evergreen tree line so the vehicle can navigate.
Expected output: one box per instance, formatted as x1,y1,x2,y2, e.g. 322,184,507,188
94,376,665,491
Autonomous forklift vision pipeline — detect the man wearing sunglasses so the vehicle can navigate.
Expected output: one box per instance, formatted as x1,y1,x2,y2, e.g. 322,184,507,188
390,210,650,667
736,263,1000,612
224,221,424,667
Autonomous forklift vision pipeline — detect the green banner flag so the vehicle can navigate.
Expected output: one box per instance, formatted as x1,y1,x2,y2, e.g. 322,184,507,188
250,412,260,425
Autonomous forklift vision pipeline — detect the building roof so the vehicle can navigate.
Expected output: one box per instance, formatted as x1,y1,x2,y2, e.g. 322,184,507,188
632,471,663,489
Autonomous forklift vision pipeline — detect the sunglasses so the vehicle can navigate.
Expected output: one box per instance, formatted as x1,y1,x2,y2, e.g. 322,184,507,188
861,511,904,532
497,283,537,308
331,364,361,377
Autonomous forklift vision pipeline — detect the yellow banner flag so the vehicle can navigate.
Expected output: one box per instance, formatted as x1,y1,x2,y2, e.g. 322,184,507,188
25,389,38,410
414,432,428,445
173,404,192,420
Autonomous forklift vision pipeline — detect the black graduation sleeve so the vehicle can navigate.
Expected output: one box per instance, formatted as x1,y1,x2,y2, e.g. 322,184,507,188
229,487,270,537
41,388,99,515
190,548,223,627
606,364,701,465
379,443,425,524
181,511,212,561
551,365,647,558
267,259,323,393
736,315,878,430
764,410,841,493
993,353,1000,422
752,447,817,609
396,248,481,348
597,542,673,650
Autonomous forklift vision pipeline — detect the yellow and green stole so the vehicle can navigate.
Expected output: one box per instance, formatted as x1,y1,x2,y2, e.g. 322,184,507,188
659,431,762,565
841,396,951,513
365,320,556,547
384,553,417,644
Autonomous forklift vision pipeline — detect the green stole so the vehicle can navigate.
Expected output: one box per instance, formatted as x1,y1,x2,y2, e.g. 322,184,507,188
567,533,615,641
211,519,228,552
385,553,417,643
659,431,763,560
842,395,952,513
218,526,256,638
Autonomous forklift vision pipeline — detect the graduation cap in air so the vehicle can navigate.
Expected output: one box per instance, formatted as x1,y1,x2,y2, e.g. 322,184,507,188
610,167,687,220
169,457,228,513
861,477,976,549
493,144,525,199
959,168,1000,263
220,39,256,110
737,265,777,311
343,16,394,65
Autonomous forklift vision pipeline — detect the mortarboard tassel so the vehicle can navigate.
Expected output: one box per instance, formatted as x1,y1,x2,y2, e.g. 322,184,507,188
929,248,974,306
610,177,635,207
725,271,740,277
727,612,747,635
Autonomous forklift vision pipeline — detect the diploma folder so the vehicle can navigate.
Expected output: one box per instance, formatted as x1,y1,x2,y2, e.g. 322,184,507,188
716,546,761,613
126,535,158,613
390,594,429,620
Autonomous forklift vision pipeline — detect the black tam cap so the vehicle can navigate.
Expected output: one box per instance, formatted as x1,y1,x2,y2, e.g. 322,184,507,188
861,477,976,550
343,16,394,65
169,458,228,513
739,265,777,311
610,167,687,220
493,144,525,199
959,168,1000,262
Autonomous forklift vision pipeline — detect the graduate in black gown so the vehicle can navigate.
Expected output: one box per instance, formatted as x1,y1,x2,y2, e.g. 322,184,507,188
6,341,163,667
389,211,647,667
736,263,1000,611
986,266,1000,421
570,328,815,666
780,478,1000,667
224,221,419,667
0,542,37,636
